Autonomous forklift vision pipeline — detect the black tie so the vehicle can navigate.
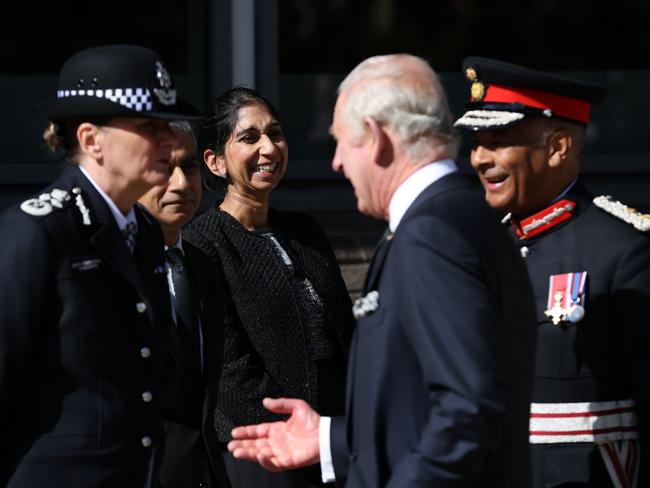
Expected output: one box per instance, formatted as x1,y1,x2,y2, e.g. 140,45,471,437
166,247,200,331
165,248,202,374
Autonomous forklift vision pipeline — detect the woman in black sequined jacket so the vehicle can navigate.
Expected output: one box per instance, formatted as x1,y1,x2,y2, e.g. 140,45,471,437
183,87,353,488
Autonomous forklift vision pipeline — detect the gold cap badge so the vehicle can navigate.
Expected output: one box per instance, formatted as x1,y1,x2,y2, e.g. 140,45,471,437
470,81,485,102
465,66,485,102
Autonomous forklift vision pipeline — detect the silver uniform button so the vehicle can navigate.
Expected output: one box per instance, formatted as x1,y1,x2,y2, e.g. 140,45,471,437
136,302,147,313
140,347,151,359
141,436,153,448
520,246,530,258
142,391,153,402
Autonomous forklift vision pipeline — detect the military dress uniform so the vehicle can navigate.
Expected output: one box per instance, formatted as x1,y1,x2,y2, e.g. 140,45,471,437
0,165,172,487
455,57,650,488
508,181,650,487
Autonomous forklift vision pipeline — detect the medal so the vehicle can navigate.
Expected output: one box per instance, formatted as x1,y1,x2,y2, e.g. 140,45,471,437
566,304,585,323
544,272,587,326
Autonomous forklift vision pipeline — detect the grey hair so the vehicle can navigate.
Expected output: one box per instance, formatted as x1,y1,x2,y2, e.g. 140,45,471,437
169,120,197,148
338,54,459,161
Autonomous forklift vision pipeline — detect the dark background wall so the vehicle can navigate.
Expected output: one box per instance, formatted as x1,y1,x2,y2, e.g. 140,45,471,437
2,0,649,296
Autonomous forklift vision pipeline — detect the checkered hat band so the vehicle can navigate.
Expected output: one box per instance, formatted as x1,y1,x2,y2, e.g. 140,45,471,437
56,87,167,112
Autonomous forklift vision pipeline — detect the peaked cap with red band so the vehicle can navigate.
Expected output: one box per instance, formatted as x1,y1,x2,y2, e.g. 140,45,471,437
454,57,607,130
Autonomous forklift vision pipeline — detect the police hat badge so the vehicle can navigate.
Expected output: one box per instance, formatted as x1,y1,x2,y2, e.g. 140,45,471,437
39,45,200,121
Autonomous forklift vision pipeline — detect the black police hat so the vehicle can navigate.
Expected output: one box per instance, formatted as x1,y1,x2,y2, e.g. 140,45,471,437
454,57,607,130
39,45,201,121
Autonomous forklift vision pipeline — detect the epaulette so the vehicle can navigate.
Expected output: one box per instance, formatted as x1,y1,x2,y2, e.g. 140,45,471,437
20,186,92,225
20,188,72,217
593,195,650,232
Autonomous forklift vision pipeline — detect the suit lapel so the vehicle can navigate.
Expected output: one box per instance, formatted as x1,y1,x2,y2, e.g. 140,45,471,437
164,318,201,401
166,241,218,402
362,229,393,295
185,241,227,475
189,243,223,395
187,242,225,418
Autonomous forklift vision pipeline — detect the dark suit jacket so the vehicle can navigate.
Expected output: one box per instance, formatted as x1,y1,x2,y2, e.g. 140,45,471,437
159,240,229,488
0,165,171,487
330,172,537,487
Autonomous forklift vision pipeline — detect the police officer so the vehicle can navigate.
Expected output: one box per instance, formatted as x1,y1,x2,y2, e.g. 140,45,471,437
455,57,650,488
0,45,199,487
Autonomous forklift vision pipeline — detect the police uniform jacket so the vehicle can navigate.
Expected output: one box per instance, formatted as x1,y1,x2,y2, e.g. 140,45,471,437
0,164,172,487
330,171,537,487
510,181,650,487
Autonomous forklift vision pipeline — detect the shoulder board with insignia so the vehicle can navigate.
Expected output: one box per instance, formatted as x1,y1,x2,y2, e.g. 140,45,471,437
20,188,72,217
593,195,650,232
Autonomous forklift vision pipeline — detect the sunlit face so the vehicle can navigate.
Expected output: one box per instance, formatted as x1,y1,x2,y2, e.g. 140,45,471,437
97,117,176,190
217,103,288,197
470,120,554,216
330,94,381,219
138,131,201,235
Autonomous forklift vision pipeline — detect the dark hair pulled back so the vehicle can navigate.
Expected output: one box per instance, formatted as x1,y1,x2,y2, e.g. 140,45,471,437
199,86,281,157
42,117,110,161
199,86,281,191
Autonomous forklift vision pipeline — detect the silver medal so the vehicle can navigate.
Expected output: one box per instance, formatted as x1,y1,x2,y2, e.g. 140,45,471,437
566,304,585,323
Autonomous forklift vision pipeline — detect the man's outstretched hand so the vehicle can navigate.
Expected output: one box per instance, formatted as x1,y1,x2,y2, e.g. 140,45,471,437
227,397,321,472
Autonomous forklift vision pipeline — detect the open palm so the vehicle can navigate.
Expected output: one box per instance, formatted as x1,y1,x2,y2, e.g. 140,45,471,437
228,397,321,471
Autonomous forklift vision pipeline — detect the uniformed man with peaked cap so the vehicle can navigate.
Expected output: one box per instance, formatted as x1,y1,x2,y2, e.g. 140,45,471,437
456,56,650,488
0,45,200,487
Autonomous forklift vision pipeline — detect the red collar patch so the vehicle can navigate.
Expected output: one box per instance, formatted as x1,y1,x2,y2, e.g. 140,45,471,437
513,199,576,239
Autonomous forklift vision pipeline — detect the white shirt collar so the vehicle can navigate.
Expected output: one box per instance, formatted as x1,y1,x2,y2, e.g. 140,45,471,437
78,165,136,231
388,159,457,232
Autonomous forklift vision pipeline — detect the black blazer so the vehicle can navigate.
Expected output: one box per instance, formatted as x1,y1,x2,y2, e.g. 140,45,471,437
331,172,537,487
0,165,171,487
184,207,353,443
159,240,229,488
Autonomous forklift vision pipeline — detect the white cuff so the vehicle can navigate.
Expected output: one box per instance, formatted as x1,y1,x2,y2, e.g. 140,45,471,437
319,416,336,483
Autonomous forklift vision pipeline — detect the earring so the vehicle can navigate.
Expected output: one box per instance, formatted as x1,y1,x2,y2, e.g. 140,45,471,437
218,169,227,178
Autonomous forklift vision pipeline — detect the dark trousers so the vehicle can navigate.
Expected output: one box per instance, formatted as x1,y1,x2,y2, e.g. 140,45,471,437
221,446,330,488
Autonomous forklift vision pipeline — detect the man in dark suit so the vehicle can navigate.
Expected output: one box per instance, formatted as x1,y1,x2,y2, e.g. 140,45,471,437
455,57,650,488
138,122,229,488
226,54,537,487
0,45,199,487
